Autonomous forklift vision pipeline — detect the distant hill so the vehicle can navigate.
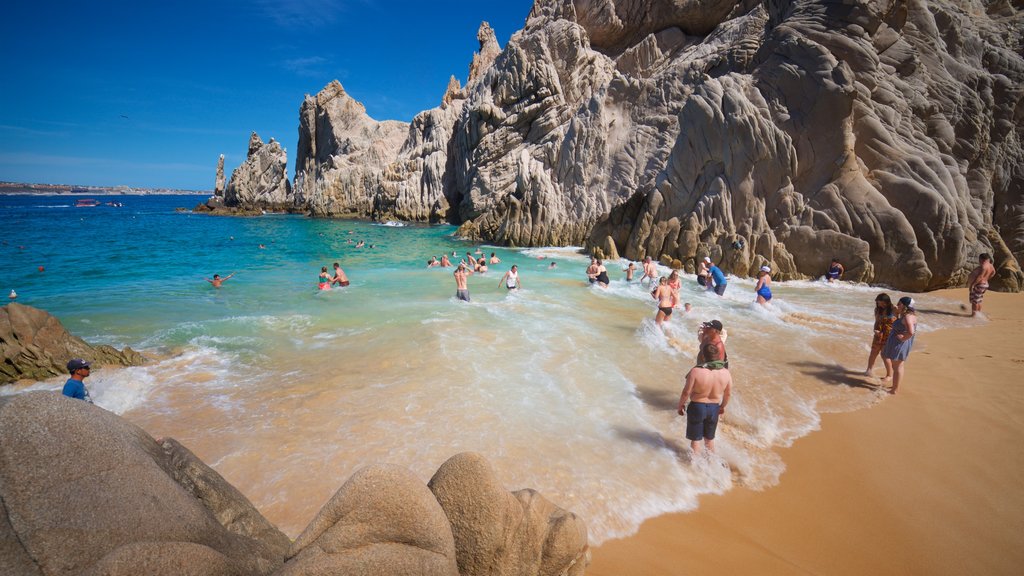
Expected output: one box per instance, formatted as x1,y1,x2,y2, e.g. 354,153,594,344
0,181,208,195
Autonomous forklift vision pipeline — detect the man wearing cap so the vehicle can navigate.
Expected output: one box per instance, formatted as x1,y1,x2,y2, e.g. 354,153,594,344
678,341,733,454
696,320,728,367
708,262,727,295
62,359,93,403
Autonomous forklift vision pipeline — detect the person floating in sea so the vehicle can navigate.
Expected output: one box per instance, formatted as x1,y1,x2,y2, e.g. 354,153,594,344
864,293,895,380
754,265,772,305
318,267,332,290
966,253,995,317
708,261,728,296
490,252,501,264
677,341,732,455
331,262,350,287
697,257,711,288
499,264,521,291
881,296,917,395
594,259,610,287
440,254,452,267
62,359,94,403
454,262,472,302
652,277,675,327
549,262,557,269
623,261,636,281
205,273,235,288
696,320,728,367
355,240,365,248
826,258,844,282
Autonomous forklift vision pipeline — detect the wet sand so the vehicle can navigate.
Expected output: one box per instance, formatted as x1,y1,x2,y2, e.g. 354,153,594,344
588,289,1024,576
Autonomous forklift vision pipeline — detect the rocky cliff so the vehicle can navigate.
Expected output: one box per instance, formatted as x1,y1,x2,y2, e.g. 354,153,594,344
221,0,1024,291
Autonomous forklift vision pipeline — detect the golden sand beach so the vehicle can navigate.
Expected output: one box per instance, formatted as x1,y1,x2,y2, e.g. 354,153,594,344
588,289,1024,576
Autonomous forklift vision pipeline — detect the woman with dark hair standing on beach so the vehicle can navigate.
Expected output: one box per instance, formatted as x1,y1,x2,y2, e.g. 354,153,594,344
864,293,895,380
881,296,917,394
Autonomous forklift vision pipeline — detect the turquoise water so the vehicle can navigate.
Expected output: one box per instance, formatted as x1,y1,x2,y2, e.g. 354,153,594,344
0,194,977,543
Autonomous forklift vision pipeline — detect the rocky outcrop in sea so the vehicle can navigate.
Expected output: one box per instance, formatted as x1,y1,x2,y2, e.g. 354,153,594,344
215,0,1024,291
197,132,295,215
0,392,589,575
0,303,145,384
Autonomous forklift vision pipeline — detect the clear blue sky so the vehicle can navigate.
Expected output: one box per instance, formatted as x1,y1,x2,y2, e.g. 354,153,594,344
0,0,534,190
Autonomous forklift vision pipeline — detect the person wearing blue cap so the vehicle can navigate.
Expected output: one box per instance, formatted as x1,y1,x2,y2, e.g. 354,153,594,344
62,359,93,403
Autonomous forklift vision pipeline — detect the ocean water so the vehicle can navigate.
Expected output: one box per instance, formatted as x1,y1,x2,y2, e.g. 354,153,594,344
0,194,976,543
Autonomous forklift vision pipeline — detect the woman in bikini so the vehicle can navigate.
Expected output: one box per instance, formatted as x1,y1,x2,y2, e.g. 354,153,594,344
652,277,675,327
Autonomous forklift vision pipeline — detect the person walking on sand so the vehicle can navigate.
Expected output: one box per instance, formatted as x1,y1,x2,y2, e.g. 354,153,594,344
677,342,732,454
499,264,521,291
826,258,844,282
62,359,94,403
708,262,728,296
454,262,472,302
697,257,711,287
206,272,235,288
881,296,917,395
865,293,895,380
754,265,772,304
967,253,995,317
652,277,675,327
318,267,332,290
331,262,350,287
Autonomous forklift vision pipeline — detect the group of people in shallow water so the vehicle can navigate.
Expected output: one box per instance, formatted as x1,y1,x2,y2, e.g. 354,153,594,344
317,262,349,290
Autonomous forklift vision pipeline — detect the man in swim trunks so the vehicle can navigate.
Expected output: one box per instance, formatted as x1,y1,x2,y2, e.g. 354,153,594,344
967,253,995,317
623,262,636,281
206,272,234,288
826,258,844,282
678,342,732,454
331,262,350,287
454,263,472,302
640,256,658,285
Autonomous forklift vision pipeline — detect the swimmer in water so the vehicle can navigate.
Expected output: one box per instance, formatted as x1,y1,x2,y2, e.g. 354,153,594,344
440,254,452,267
652,277,675,327
205,273,235,288
318,266,332,290
623,262,636,281
595,259,610,287
499,264,521,290
331,262,350,287
490,252,501,264
755,265,772,304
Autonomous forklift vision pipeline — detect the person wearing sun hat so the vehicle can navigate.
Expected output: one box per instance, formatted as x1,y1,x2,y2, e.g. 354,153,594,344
62,359,94,403
755,264,773,304
697,256,711,288
881,296,917,395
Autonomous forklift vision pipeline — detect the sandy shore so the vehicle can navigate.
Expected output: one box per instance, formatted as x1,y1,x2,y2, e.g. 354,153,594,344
588,289,1024,576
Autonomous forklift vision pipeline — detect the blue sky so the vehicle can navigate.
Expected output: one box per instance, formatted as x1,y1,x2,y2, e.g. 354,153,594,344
0,0,534,190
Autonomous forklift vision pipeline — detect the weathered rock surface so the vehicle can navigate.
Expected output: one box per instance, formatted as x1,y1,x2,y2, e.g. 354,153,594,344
215,153,226,196
0,392,289,576
266,0,1023,291
0,303,145,385
429,452,589,576
280,465,459,576
224,132,294,210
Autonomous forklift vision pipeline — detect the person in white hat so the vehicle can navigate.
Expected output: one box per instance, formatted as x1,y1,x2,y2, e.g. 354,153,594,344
697,256,711,288
755,265,773,305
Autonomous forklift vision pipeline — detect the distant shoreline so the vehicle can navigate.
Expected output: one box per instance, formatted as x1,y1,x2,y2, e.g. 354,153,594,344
0,182,208,196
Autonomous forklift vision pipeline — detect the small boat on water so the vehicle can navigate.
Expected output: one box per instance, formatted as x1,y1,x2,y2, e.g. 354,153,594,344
75,199,100,207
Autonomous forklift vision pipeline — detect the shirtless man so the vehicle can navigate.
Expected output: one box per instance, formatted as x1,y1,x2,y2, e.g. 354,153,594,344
490,252,501,264
206,273,235,288
477,258,488,274
967,253,996,316
652,277,676,326
640,256,658,285
586,258,600,284
440,254,452,267
695,320,727,366
454,263,472,302
331,262,349,287
697,257,711,288
623,262,636,281
677,342,733,454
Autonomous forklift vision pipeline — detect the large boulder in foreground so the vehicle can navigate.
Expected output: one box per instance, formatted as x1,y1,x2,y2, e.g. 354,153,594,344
0,392,290,576
0,303,145,384
429,452,590,576
280,465,459,576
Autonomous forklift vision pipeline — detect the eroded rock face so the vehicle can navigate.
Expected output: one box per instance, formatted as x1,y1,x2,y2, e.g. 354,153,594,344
223,132,294,211
0,303,145,384
0,392,289,576
215,154,226,197
428,452,589,576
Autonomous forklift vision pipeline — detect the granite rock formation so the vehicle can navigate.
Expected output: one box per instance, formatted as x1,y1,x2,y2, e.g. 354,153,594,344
215,154,226,196
224,132,294,210
0,303,145,385
270,1,1022,291
0,393,590,576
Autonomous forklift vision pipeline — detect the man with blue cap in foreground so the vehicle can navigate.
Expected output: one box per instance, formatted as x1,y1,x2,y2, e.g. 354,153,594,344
62,359,93,403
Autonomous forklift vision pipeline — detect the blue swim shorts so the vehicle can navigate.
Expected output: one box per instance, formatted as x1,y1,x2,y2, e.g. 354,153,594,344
685,401,721,441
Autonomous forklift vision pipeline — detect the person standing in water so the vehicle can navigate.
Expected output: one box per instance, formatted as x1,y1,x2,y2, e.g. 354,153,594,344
206,272,235,288
708,262,728,296
865,293,895,380
667,270,682,305
696,320,728,367
652,277,675,326
623,262,636,281
641,256,658,285
490,252,501,264
966,253,995,317
881,296,917,395
697,257,711,288
454,263,472,302
499,265,521,290
678,342,732,455
754,265,772,304
826,258,845,282
595,259,610,287
318,267,332,290
331,262,350,287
